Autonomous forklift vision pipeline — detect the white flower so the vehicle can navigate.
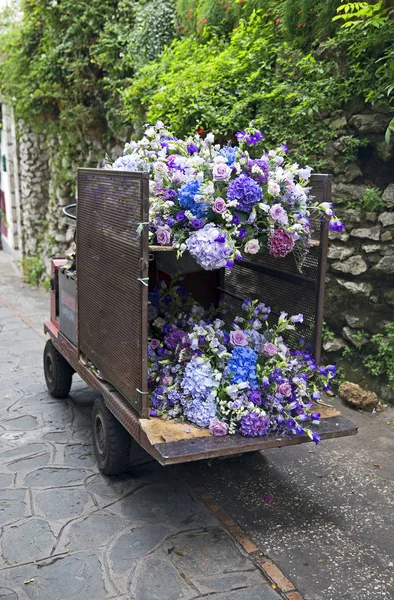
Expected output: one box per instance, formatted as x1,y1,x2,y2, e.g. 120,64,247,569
268,150,276,157
258,202,270,212
244,239,260,254
206,132,215,144
298,165,313,180
274,156,284,165
155,120,165,130
268,181,281,196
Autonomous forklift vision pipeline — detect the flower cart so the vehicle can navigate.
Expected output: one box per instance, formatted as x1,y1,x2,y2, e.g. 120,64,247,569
43,163,357,475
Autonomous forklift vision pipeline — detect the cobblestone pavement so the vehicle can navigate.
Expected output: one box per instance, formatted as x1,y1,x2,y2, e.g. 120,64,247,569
0,251,281,600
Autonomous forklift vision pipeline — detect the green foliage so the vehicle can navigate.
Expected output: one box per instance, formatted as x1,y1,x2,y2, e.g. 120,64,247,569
322,320,336,344
364,323,394,385
21,256,45,287
0,208,8,228
333,1,392,29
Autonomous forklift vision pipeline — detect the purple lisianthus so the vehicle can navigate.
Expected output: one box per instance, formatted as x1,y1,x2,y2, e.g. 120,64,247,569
249,390,262,406
213,198,227,214
156,226,171,246
187,143,198,154
277,383,292,397
215,232,226,243
209,417,228,436
227,174,263,213
262,343,278,357
167,217,176,227
269,204,288,226
191,218,204,229
238,228,247,239
230,330,248,347
165,189,177,200
226,260,234,270
279,144,288,153
176,210,186,222
150,409,158,417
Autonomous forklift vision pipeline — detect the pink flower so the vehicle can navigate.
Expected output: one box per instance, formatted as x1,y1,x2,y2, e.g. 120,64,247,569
277,382,292,397
156,226,171,246
262,342,278,357
269,204,288,225
230,330,248,346
269,228,295,258
213,197,227,214
244,239,260,254
213,163,232,182
209,417,228,436
150,339,160,349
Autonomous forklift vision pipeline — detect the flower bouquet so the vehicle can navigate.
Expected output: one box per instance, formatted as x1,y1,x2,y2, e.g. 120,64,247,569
147,280,336,442
112,121,344,271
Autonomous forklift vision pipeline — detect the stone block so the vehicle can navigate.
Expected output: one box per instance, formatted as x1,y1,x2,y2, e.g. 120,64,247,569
327,245,354,261
381,231,392,242
342,327,368,347
328,231,349,242
381,244,394,256
362,244,381,254
372,256,394,274
330,116,347,129
365,212,378,223
339,381,378,411
349,112,391,134
323,337,347,352
331,256,368,275
350,226,380,240
336,279,372,296
345,314,369,328
378,212,394,227
382,184,394,208
332,184,366,204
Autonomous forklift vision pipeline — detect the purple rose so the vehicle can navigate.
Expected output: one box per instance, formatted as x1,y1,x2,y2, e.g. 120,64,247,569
213,162,232,182
277,383,292,397
156,226,171,246
150,339,160,349
209,417,228,436
213,197,227,214
269,204,288,225
262,343,278,357
230,330,248,347
191,218,204,229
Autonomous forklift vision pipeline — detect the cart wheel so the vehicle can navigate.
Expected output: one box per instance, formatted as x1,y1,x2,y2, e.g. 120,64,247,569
92,397,131,476
43,340,73,399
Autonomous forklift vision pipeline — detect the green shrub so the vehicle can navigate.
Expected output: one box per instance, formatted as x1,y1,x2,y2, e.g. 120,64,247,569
21,256,45,287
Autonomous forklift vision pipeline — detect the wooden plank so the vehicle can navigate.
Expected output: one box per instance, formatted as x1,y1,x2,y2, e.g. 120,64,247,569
151,416,358,465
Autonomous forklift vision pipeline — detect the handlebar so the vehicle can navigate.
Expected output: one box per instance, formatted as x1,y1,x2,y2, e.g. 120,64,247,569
63,203,77,221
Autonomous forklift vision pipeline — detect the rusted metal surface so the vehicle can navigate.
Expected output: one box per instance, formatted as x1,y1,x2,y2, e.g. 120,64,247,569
76,168,149,416
151,415,358,465
221,174,331,361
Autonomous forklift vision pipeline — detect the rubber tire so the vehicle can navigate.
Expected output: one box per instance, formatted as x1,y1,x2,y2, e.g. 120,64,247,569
43,339,73,399
92,397,131,476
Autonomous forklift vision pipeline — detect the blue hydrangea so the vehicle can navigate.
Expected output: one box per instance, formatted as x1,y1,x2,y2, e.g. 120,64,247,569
178,180,208,218
186,224,234,271
112,154,148,172
240,412,270,437
227,174,263,213
181,357,219,402
217,146,237,165
228,347,258,389
183,398,217,428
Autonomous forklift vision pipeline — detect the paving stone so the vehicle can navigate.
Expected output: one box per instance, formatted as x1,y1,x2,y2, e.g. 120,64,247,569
2,518,56,563
61,512,126,552
64,443,96,468
167,528,253,579
212,587,283,599
109,524,172,575
34,487,93,521
119,482,216,529
2,551,108,600
43,430,71,443
0,589,18,600
0,490,28,523
6,453,50,472
24,466,87,488
131,553,196,600
193,570,267,595
0,443,47,462
0,472,14,487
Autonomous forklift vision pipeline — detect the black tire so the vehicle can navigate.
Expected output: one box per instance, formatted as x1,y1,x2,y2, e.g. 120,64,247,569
92,397,131,475
43,339,73,399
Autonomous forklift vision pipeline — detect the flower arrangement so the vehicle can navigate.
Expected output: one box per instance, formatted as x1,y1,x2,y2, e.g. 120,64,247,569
147,281,337,442
112,121,344,271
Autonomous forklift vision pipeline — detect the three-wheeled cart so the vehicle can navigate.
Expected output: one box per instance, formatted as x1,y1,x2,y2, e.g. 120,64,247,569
43,169,357,475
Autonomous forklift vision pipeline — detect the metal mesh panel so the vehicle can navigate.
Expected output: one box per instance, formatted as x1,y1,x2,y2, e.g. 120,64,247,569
77,169,149,416
222,174,330,360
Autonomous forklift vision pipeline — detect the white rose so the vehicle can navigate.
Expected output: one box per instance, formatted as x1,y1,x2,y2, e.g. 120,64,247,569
268,181,281,196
